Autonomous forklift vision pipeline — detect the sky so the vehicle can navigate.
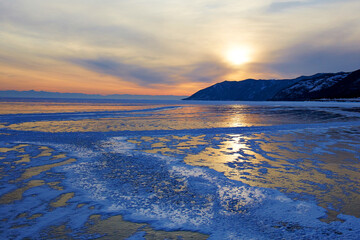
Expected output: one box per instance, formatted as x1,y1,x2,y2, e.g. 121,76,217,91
1,0,360,96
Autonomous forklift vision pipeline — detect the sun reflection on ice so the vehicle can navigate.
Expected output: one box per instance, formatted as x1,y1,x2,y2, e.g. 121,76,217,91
184,134,251,177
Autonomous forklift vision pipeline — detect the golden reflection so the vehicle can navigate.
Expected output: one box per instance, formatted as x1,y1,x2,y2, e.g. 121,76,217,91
11,224,30,229
16,158,76,181
16,213,27,219
142,226,208,240
41,224,73,240
84,214,208,240
0,148,73,213
86,215,144,239
0,102,157,114
33,146,54,158
14,154,31,164
27,213,43,220
151,142,166,148
14,211,43,220
184,134,249,175
130,130,360,219
0,180,45,204
50,192,75,208
51,154,67,160
127,140,142,144
47,181,64,191
137,135,208,156
4,104,273,132
0,144,29,153
0,143,84,236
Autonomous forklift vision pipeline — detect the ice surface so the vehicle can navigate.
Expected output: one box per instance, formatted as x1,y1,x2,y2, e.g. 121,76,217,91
0,99,360,239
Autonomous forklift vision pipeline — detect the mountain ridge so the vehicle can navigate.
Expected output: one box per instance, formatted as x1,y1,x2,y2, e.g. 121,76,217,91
184,69,360,101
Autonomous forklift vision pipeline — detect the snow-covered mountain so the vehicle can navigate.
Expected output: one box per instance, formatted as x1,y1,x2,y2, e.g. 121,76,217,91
183,79,297,101
184,69,360,101
271,72,349,100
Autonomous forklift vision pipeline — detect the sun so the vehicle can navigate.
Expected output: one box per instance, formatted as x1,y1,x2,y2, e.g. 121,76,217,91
225,47,251,65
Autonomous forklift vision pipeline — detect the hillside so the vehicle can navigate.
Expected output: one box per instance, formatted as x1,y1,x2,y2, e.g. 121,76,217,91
184,69,360,101
183,79,297,101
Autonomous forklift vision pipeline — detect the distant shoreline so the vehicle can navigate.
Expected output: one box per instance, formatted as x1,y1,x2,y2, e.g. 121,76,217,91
0,90,187,101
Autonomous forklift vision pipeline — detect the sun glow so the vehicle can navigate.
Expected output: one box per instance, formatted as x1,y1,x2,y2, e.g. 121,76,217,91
225,47,251,65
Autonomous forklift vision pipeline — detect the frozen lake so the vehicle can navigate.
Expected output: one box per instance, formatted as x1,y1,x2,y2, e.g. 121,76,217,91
1,98,360,239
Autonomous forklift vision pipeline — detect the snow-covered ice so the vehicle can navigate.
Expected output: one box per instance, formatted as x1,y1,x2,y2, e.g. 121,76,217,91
0,99,360,239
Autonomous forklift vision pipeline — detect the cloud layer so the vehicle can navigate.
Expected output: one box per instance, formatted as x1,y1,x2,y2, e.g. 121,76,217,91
0,0,359,95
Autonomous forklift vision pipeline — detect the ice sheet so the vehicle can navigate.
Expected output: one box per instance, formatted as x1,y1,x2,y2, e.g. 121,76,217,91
1,99,360,239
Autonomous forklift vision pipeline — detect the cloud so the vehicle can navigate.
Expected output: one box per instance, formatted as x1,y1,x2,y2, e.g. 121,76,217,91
71,58,169,85
268,47,360,76
266,0,344,12
267,1,305,12
71,57,232,85
183,62,232,82
1,0,360,94
265,20,360,76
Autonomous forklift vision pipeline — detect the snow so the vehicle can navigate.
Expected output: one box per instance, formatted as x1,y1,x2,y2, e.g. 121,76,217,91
284,72,349,94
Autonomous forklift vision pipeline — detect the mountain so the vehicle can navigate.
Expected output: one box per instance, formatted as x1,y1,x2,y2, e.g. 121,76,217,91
184,69,360,101
272,69,360,100
183,79,297,101
0,90,186,100
322,69,360,98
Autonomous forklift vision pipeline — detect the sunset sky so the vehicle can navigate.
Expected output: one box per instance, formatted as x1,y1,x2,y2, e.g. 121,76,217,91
1,0,360,96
